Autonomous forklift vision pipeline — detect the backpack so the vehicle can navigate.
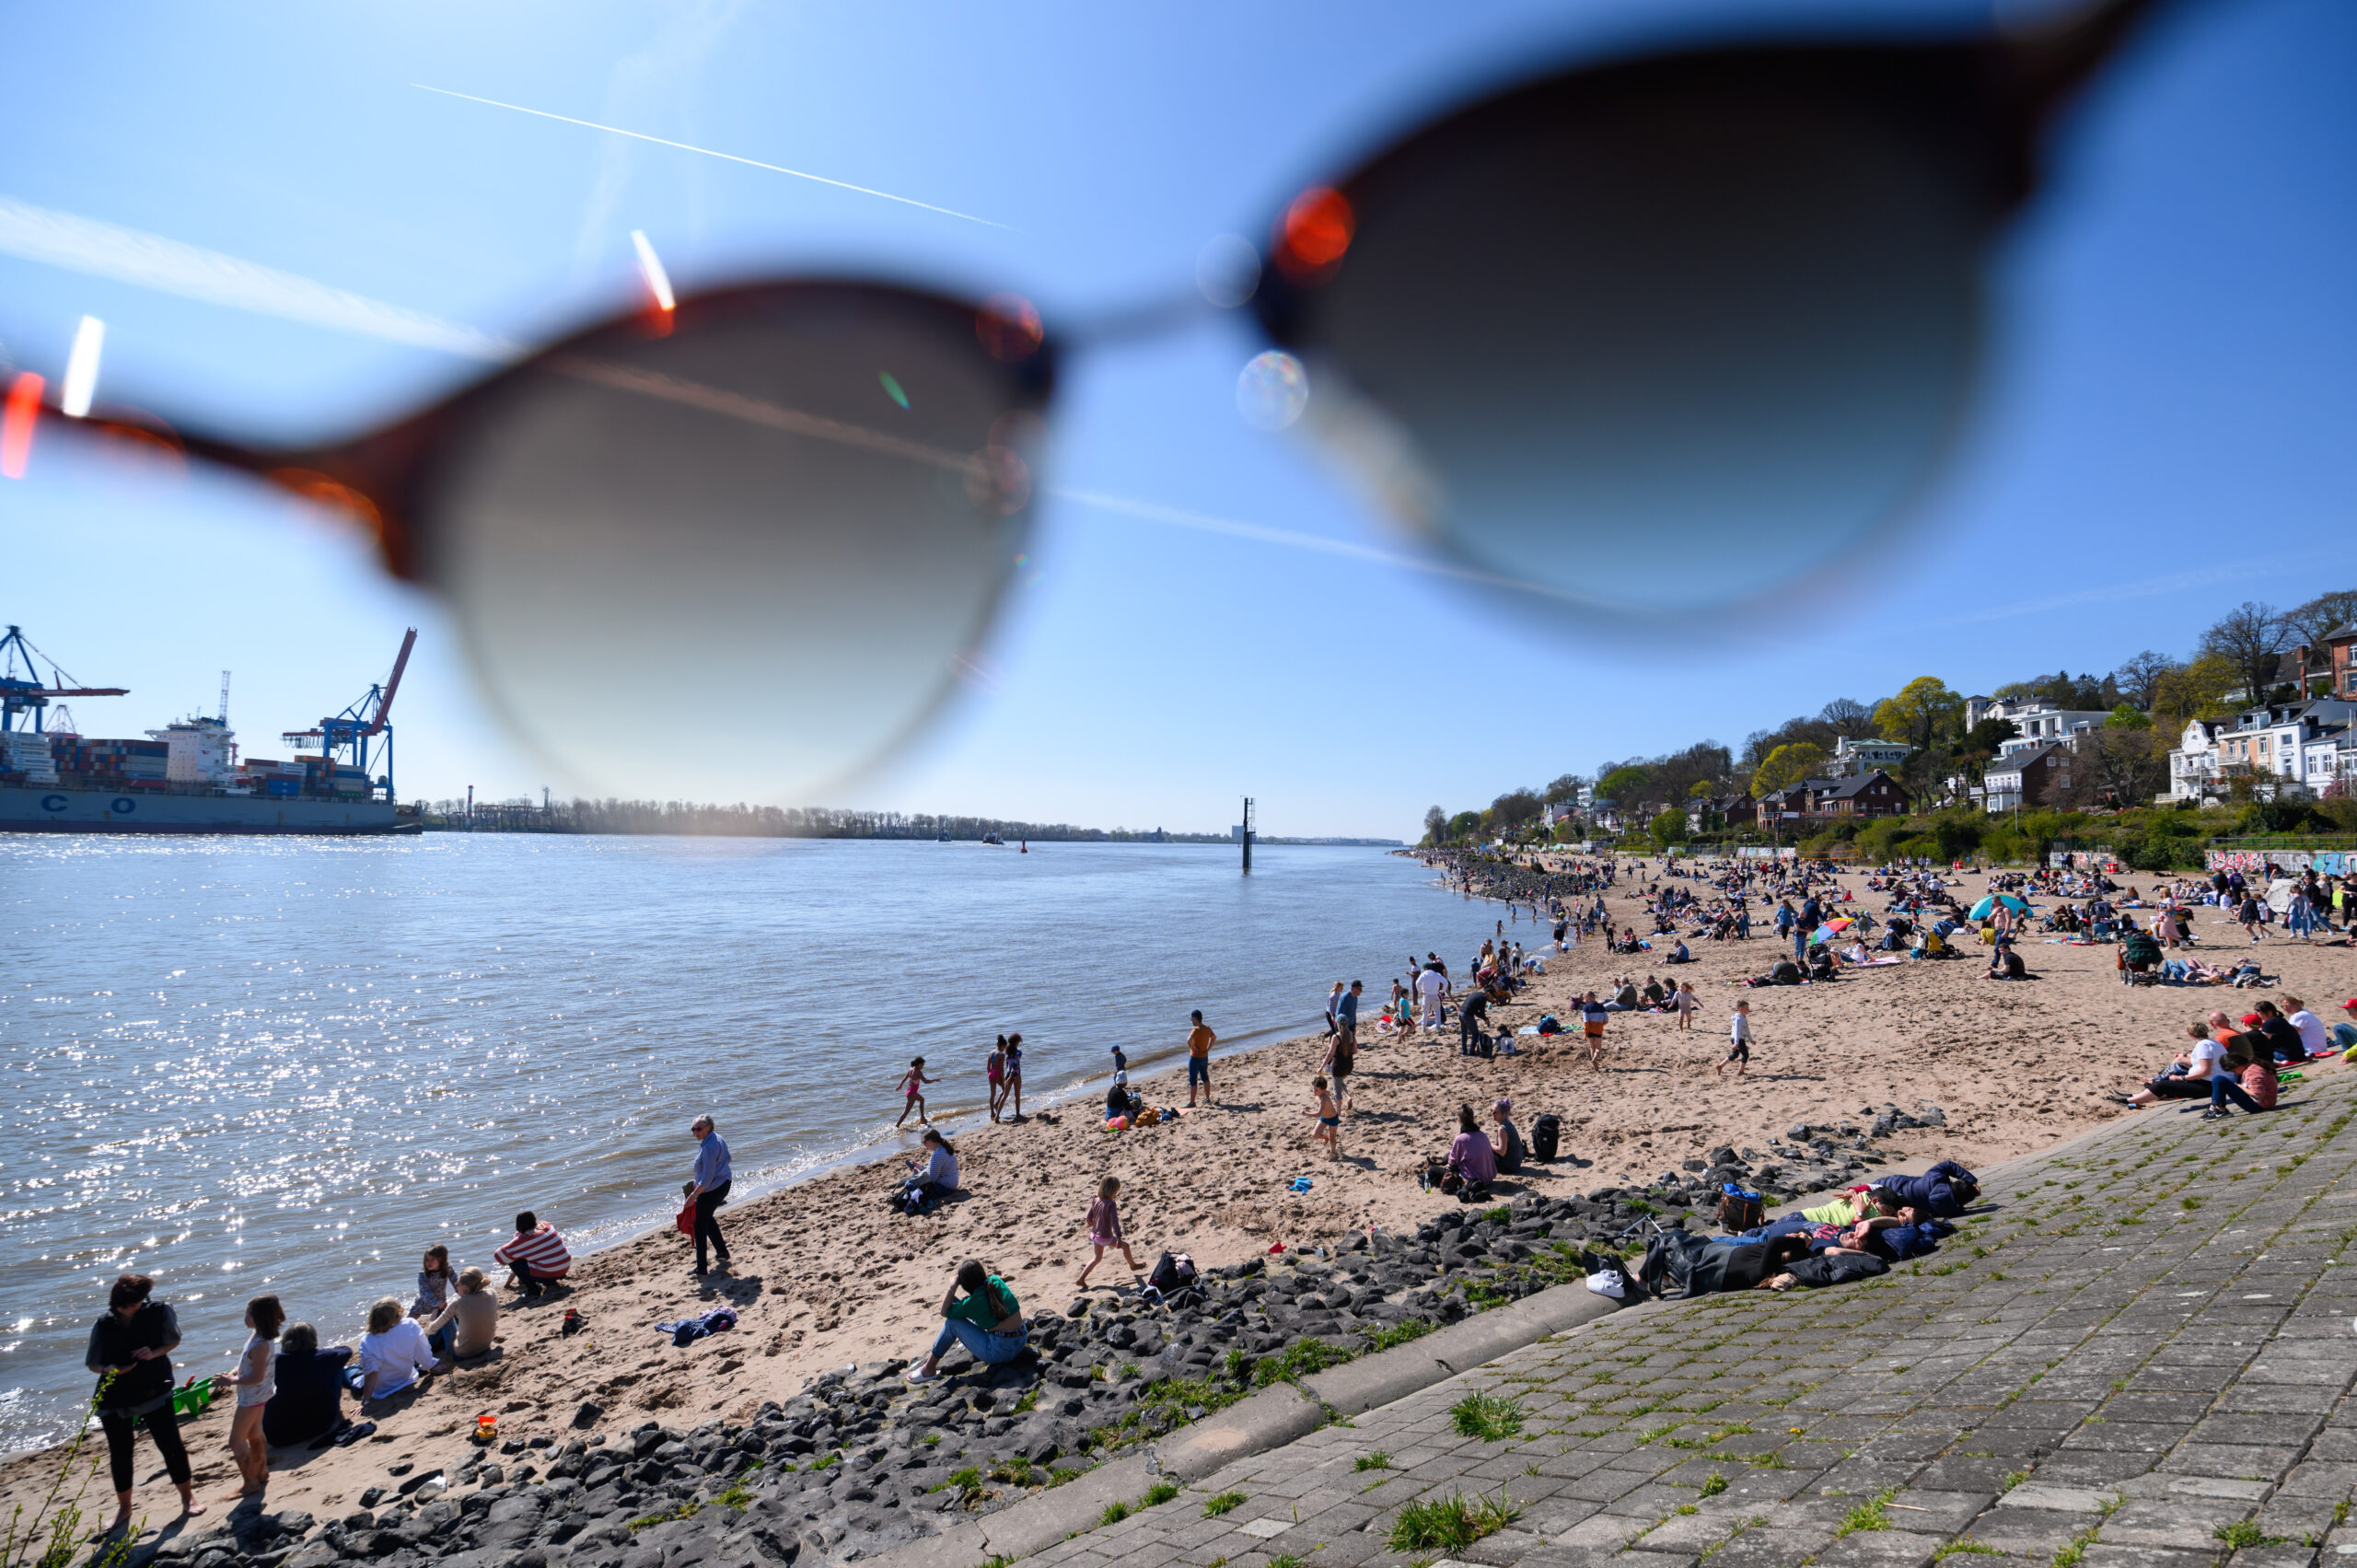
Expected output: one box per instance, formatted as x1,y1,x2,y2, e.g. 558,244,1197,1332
1530,1115,1561,1161
1715,1187,1763,1234
1783,1251,1888,1288
1146,1251,1192,1293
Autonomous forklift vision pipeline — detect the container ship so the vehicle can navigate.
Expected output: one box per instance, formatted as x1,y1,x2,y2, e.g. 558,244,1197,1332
0,623,422,836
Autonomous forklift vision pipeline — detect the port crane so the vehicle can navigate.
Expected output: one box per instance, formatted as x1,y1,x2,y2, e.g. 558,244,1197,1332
281,628,416,800
0,623,128,734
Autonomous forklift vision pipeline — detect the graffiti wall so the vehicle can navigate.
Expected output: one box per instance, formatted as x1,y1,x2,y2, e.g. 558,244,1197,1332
2207,849,2351,876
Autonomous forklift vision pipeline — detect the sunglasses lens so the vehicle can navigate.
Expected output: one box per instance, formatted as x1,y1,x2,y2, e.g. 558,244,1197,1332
1264,71,1985,616
417,285,1051,799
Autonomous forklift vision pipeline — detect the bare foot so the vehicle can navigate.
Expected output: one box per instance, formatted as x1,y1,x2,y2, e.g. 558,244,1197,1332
181,1499,207,1519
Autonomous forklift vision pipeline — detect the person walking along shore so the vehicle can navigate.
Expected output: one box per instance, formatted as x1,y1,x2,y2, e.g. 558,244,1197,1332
1186,1011,1215,1107
689,1116,733,1277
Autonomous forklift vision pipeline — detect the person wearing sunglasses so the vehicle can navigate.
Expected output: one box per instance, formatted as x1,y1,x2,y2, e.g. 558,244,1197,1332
15,0,2174,798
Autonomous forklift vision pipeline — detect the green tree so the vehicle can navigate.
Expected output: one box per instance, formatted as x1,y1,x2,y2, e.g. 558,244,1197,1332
2152,653,2239,728
1492,789,1542,833
1687,778,1714,798
1873,677,1966,753
1446,810,1482,842
2105,704,2151,730
1596,765,1651,802
1541,773,1585,806
1649,808,1687,848
1750,741,1827,797
1422,805,1446,845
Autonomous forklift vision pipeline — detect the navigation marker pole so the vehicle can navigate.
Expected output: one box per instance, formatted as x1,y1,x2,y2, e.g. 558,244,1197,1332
1242,796,1253,875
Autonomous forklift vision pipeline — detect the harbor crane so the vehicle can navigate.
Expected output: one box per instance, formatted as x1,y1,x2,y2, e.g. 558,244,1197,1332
0,623,128,734
281,628,417,799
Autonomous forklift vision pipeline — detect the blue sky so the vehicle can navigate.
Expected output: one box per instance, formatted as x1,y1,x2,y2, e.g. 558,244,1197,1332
2,0,2350,838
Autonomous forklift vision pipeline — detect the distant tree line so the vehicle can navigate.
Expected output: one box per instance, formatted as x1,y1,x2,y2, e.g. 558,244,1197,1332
421,798,1231,842
1420,586,2357,847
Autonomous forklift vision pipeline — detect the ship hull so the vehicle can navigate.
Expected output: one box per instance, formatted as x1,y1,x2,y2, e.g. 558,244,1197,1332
0,785,412,835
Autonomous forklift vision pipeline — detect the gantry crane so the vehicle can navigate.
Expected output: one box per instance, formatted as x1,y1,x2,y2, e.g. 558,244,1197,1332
281,628,416,801
0,623,128,734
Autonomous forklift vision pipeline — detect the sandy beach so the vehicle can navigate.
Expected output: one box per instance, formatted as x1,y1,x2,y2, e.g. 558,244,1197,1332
7,861,2348,1544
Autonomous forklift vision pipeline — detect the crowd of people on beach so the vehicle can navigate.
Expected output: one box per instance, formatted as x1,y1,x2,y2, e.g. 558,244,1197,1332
75,841,2354,1536
78,1118,742,1529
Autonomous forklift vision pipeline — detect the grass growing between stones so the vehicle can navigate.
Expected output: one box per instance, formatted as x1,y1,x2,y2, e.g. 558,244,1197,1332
1204,1492,1245,1516
1834,1487,1897,1538
1451,1391,1527,1441
2215,1522,2284,1551
1387,1490,1523,1553
1143,1481,1181,1506
1355,1452,1393,1471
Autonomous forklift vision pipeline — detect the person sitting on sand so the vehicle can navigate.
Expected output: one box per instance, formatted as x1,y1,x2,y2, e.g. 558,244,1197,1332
1641,975,1667,1007
492,1212,570,1299
1664,938,1692,965
899,1129,959,1213
261,1322,353,1450
904,1261,1026,1383
1985,939,2028,981
1075,1177,1141,1287
1491,1098,1526,1174
421,1267,498,1362
1103,1073,1143,1123
355,1297,437,1403
1442,1104,1496,1198
2121,1018,2235,1106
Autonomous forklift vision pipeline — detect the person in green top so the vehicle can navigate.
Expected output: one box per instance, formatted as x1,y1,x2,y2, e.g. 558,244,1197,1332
905,1260,1026,1383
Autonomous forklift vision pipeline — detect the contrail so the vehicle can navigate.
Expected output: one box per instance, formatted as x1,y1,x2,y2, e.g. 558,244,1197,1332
1050,486,1592,608
0,195,517,360
412,84,1016,231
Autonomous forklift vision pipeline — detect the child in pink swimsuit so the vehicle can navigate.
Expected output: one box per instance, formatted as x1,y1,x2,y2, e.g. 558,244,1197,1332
1074,1178,1140,1287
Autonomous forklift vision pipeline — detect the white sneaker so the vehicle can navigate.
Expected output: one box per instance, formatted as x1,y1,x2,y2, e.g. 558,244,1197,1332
905,1366,936,1384
1585,1269,1626,1301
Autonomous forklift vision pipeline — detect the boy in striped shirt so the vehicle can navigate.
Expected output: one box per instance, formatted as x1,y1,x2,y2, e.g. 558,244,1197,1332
493,1212,572,1299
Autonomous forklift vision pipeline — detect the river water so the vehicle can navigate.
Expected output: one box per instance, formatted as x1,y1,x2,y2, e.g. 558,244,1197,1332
0,833,1529,1455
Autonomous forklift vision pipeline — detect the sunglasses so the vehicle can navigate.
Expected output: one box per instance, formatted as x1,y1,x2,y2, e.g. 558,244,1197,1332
25,0,2159,799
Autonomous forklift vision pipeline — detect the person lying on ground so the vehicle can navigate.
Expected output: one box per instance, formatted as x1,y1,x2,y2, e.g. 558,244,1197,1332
905,1261,1027,1383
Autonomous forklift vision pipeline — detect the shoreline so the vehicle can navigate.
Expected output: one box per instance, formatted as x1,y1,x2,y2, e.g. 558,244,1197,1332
7,857,2349,1557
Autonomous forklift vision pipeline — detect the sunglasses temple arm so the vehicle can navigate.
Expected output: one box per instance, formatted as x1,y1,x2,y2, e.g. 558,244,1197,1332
2006,0,2174,124
54,401,424,582
1057,289,1223,351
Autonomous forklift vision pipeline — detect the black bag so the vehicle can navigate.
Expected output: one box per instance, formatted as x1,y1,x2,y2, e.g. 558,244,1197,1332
1146,1251,1183,1293
1417,1156,1448,1191
1782,1251,1888,1288
1531,1114,1561,1161
1715,1189,1763,1234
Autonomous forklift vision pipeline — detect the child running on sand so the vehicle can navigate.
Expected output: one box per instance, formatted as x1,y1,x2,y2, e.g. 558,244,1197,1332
1074,1177,1140,1287
1305,1074,1341,1161
1720,1001,1752,1077
895,1057,936,1128
1673,981,1699,1032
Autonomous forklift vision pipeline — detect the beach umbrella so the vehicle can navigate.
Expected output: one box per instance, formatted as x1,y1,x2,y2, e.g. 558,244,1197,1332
1968,894,2028,919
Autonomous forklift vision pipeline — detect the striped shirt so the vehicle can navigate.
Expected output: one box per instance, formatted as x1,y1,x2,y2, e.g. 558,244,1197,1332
493,1223,571,1279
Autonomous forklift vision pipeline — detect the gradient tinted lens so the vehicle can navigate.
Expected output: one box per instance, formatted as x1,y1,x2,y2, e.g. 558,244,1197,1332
418,285,1051,799
1260,62,1989,615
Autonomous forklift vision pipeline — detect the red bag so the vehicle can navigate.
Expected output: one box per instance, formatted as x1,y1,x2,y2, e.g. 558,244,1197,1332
675,1200,695,1237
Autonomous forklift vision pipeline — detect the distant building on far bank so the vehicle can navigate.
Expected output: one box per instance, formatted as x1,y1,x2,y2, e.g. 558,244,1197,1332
1830,736,1913,775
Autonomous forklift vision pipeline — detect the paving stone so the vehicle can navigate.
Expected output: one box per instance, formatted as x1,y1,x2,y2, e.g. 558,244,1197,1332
1998,1484,2118,1515
1805,1531,1944,1568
